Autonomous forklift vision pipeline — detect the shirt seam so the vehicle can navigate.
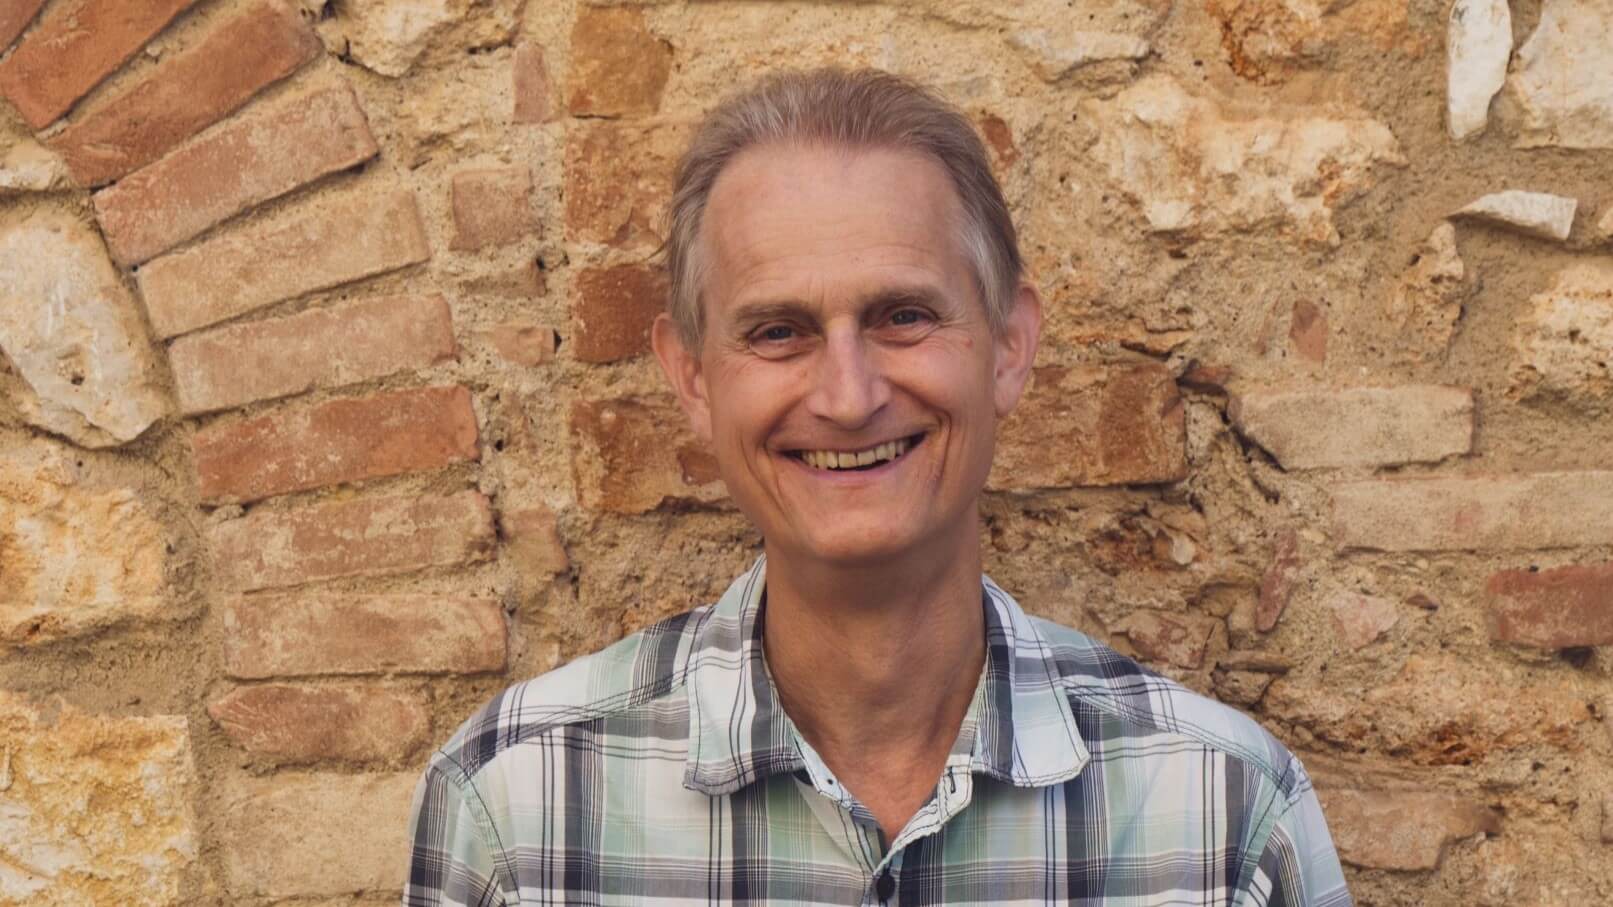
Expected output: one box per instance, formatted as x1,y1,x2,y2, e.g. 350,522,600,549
429,752,517,907
1055,678,1295,793
446,610,710,780
458,672,693,779
1230,783,1304,907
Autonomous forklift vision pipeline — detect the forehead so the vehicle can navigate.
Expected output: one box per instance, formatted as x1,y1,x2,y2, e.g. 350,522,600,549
698,144,971,312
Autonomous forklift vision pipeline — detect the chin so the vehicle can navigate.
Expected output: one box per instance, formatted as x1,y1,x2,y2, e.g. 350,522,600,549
790,526,926,568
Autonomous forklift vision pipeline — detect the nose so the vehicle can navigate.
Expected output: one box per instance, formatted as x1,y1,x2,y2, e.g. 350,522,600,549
804,323,889,428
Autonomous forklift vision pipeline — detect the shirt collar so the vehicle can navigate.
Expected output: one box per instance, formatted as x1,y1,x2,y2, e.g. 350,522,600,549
683,556,1090,796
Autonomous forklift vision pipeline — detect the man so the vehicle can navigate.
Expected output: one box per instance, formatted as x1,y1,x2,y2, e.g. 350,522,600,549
404,69,1351,906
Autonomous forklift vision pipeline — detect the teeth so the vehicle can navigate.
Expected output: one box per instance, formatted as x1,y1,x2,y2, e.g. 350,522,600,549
797,436,917,470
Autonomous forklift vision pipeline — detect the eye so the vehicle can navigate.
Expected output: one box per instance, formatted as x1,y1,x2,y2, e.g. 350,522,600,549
746,322,808,357
888,307,934,328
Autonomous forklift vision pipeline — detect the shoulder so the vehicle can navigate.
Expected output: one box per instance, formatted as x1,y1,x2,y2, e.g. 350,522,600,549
1029,615,1307,798
424,605,711,786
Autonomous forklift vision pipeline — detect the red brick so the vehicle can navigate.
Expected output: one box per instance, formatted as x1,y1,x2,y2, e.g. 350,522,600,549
207,490,496,591
570,395,726,514
168,294,456,415
0,0,45,52
1332,471,1613,551
485,322,556,367
207,682,429,764
94,82,378,265
0,0,199,129
48,0,322,187
219,773,417,897
1230,385,1473,469
564,121,688,247
1257,528,1300,632
1318,788,1500,870
512,41,552,124
138,188,431,338
989,364,1187,490
449,167,535,251
1179,362,1234,394
1288,299,1327,362
1488,562,1613,649
221,594,506,677
571,264,666,363
976,112,1018,169
193,385,479,504
565,7,671,117
1112,610,1218,668
501,505,569,581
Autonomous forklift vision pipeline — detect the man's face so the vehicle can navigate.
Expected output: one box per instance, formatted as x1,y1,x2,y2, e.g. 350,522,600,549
653,144,1039,569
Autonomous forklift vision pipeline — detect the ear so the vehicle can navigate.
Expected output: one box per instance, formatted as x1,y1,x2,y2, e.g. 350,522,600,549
992,280,1042,418
651,313,714,442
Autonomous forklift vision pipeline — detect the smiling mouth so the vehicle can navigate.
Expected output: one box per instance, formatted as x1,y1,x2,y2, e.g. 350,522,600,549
787,433,926,471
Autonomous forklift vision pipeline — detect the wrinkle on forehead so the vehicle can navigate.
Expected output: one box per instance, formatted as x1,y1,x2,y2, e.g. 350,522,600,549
699,144,974,315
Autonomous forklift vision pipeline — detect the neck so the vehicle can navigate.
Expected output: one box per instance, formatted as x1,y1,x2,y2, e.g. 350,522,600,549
760,518,987,835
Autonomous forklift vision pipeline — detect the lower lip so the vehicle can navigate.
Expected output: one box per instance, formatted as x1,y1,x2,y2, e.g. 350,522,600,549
783,437,924,484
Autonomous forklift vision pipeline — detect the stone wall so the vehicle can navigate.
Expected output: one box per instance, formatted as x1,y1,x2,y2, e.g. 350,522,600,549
0,0,1609,903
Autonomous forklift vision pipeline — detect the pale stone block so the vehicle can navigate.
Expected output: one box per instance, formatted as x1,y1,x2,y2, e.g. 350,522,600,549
1267,655,1594,768
1453,189,1578,241
1327,592,1399,650
1446,0,1511,139
316,0,520,78
1319,788,1500,870
220,772,418,897
1379,222,1468,362
0,439,173,647
0,693,197,906
1229,385,1473,469
1511,261,1613,404
1008,29,1150,81
1510,0,1613,149
0,136,68,195
1080,75,1405,247
0,209,168,446
1332,472,1613,551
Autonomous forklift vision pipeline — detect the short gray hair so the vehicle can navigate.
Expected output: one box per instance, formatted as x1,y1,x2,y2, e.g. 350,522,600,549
664,68,1022,348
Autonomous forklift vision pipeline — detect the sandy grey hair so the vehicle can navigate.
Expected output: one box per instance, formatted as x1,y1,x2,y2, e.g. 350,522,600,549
663,67,1023,349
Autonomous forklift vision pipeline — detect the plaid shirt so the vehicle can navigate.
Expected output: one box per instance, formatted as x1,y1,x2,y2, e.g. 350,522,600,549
404,557,1351,906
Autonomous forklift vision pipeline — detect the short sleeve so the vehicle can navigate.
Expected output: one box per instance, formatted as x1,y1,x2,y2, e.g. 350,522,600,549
1239,779,1354,907
402,761,508,907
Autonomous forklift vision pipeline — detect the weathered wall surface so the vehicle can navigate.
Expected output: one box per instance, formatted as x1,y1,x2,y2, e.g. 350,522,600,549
0,0,1609,903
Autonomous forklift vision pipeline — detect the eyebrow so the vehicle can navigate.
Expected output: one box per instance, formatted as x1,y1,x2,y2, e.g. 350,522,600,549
726,286,950,331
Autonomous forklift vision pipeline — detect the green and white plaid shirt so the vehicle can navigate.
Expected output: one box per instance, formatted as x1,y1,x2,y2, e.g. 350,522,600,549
405,557,1351,906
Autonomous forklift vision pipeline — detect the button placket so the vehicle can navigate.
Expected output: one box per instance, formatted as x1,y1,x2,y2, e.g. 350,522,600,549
874,866,896,904
872,847,906,906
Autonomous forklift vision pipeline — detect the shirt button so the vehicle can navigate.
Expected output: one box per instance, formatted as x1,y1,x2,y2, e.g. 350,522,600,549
875,869,896,902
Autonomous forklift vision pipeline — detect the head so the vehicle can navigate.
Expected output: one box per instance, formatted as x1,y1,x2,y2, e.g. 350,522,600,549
664,69,1023,350
652,68,1041,571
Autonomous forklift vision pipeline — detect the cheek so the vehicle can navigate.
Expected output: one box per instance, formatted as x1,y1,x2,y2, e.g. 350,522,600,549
708,359,801,448
901,342,995,415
